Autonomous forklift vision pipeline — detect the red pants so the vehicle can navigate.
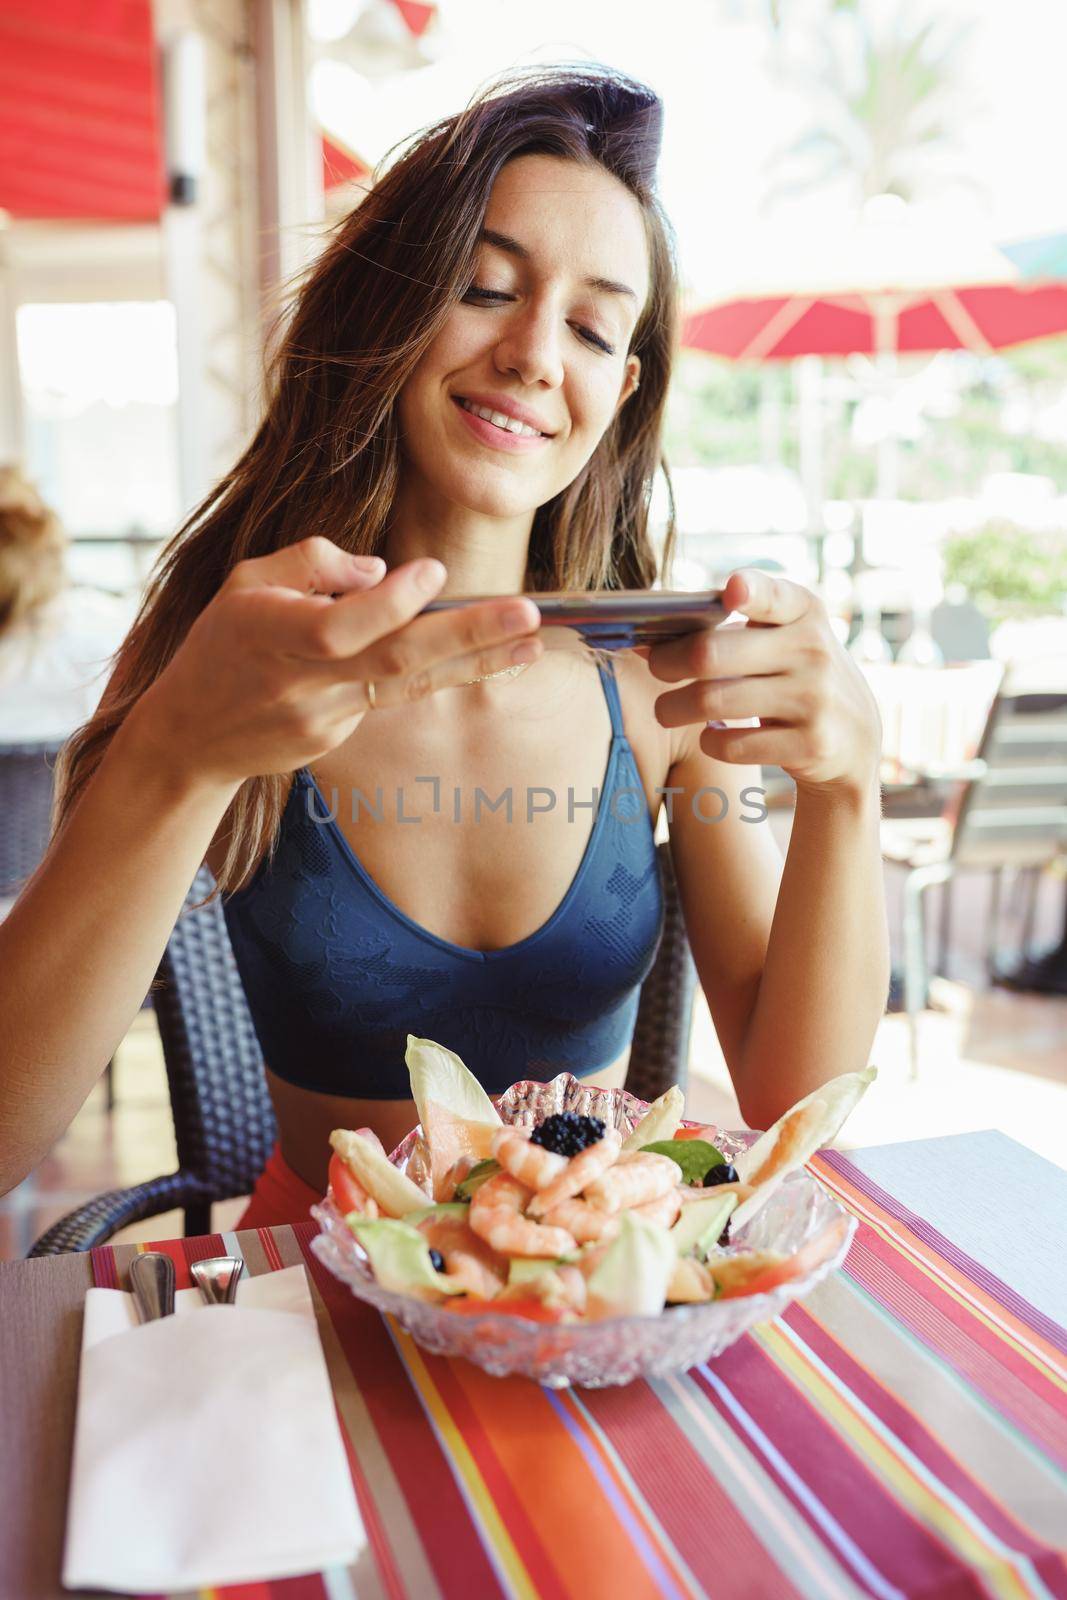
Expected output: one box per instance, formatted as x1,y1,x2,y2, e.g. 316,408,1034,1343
235,1144,323,1230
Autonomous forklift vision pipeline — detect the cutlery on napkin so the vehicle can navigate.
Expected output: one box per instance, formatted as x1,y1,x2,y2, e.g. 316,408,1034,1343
62,1262,364,1594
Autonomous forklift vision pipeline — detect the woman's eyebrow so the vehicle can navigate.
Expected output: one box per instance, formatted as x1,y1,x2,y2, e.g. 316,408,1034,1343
477,227,637,301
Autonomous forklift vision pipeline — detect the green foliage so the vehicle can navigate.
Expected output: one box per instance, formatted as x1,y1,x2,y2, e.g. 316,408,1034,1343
766,2,978,207
942,522,1067,620
665,342,1067,505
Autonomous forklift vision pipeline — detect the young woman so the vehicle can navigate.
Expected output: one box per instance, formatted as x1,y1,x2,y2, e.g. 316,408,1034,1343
0,67,888,1225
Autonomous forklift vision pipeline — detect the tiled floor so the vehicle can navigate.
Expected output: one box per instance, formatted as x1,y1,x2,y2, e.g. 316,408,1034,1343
3,849,1065,1260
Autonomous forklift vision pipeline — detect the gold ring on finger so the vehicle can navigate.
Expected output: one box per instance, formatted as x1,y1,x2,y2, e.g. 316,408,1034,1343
365,679,377,711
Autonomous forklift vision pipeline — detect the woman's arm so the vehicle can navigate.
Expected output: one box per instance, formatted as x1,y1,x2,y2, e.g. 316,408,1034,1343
739,776,887,1127
0,537,544,1194
0,709,239,1194
654,569,889,1129
666,737,888,1129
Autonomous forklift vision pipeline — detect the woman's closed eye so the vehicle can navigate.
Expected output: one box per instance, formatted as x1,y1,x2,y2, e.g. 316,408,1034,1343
461,285,616,355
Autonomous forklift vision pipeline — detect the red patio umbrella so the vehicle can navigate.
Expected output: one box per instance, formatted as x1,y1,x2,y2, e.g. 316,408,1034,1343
681,197,1067,503
683,279,1067,362
682,198,1067,361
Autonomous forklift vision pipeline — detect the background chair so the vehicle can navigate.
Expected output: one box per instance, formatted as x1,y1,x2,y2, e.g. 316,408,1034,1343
882,683,1067,1072
0,739,64,904
28,842,698,1255
0,738,119,1110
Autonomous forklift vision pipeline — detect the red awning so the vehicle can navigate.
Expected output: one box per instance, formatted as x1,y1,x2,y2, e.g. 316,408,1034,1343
390,0,435,38
323,133,371,194
0,0,165,223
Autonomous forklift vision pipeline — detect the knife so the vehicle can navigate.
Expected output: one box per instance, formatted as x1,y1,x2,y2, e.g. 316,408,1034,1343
129,1252,176,1323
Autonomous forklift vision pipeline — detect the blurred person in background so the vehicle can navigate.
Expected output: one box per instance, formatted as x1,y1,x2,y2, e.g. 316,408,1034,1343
0,466,136,743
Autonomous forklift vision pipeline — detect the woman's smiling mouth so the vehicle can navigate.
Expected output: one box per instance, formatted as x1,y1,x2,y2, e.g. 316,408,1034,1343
451,395,555,452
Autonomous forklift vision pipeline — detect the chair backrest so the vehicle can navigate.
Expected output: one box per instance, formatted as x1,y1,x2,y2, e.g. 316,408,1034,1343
952,689,1067,869
626,840,698,1103
0,741,64,898
863,660,1003,783
151,843,697,1207
152,867,276,1203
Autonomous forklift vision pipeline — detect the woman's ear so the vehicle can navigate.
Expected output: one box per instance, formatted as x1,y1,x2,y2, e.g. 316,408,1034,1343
615,354,642,415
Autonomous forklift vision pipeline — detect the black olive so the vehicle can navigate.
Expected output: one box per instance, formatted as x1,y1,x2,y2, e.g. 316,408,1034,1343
703,1161,739,1188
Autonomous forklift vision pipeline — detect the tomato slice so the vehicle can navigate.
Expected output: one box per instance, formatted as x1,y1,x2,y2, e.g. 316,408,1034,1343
674,1123,719,1143
444,1295,570,1324
328,1151,376,1217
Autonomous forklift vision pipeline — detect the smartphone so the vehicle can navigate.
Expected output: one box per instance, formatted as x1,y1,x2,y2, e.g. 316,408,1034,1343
422,589,726,651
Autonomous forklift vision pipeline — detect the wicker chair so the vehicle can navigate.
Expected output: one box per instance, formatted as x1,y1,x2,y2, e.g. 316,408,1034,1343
28,843,697,1255
1,738,121,1111
0,740,65,900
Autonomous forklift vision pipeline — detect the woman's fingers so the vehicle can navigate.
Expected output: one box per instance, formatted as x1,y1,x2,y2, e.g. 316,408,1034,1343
226,534,388,597
257,556,449,662
389,629,544,701
654,674,800,729
313,627,545,715
644,618,784,684
301,591,543,694
698,724,808,767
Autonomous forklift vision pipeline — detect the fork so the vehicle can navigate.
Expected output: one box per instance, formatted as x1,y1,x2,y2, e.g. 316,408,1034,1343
190,1257,245,1306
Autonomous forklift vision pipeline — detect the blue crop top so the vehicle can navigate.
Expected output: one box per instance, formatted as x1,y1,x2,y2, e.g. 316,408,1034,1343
221,659,665,1097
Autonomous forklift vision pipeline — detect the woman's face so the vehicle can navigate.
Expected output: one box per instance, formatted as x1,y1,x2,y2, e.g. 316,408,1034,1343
396,154,650,523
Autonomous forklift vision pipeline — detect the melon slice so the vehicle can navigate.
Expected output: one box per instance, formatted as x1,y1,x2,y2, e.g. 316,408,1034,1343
421,1100,499,1201
731,1067,875,1232
406,1034,501,1129
405,1035,503,1200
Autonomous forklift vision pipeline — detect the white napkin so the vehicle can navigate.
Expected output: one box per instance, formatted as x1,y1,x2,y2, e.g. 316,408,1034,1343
62,1263,364,1594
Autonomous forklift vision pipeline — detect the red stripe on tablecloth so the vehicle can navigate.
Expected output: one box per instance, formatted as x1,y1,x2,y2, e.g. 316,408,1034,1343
785,1298,1062,1561
297,1235,505,1597
335,1410,409,1600
417,1351,567,1597
260,1574,329,1597
141,1237,196,1290
847,1232,1067,1465
696,1336,976,1600
259,1227,287,1272
182,1233,228,1264
819,1152,1067,1357
579,1379,803,1596
90,1245,119,1287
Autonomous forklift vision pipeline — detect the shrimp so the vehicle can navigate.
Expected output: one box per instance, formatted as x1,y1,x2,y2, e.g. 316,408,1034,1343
526,1127,623,1217
631,1188,682,1229
554,1263,588,1315
539,1198,621,1244
491,1127,568,1190
416,1214,507,1299
585,1150,679,1213
441,1250,507,1299
468,1171,577,1258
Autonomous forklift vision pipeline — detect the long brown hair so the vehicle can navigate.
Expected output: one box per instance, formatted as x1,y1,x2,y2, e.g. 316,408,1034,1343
54,64,680,895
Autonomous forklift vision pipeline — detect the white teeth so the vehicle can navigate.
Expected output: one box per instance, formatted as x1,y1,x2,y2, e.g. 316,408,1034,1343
458,398,544,438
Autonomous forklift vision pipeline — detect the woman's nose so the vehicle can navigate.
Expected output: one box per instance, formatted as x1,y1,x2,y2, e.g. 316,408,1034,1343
493,301,565,390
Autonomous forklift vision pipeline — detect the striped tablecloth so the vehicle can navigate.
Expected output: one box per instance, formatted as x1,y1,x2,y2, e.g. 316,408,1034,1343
74,1134,1067,1600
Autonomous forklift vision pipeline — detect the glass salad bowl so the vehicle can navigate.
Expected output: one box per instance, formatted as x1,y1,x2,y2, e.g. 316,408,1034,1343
310,1074,856,1389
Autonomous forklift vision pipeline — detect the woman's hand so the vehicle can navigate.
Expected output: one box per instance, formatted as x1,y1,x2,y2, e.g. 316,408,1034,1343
131,536,542,787
645,569,882,797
